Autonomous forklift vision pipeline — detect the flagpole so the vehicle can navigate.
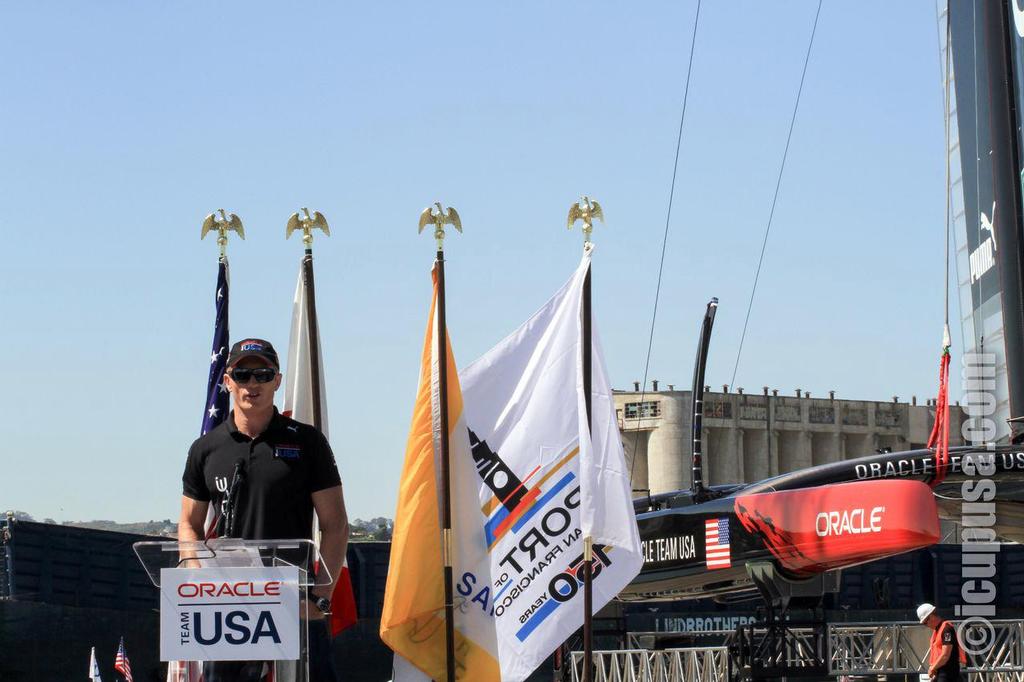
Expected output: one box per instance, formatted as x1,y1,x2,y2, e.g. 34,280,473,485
436,248,457,682
286,208,331,431
581,264,594,682
303,251,323,429
419,202,463,682
567,196,604,682
200,209,240,543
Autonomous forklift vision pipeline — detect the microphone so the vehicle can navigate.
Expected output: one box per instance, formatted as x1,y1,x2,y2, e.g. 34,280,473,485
231,457,246,483
220,458,247,538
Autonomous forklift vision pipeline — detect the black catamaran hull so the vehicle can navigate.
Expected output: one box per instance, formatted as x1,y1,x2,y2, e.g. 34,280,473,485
623,445,1024,602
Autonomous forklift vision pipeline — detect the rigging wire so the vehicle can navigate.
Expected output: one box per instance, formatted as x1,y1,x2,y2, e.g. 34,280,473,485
930,5,955,486
934,3,946,88
945,9,951,330
935,0,967,357
729,0,823,390
971,0,982,350
629,0,701,490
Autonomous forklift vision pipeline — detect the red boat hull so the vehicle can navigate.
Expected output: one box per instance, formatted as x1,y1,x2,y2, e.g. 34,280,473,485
734,479,940,576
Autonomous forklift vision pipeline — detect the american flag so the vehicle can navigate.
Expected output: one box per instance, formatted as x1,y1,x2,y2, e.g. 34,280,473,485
705,517,732,569
113,637,133,682
165,259,231,682
201,258,230,436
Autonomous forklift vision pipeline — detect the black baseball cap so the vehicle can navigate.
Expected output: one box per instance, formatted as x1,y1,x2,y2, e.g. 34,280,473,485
226,338,280,370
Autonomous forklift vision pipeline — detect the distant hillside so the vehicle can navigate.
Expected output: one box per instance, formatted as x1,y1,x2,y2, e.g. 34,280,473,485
2,510,176,536
64,519,177,536
5,509,391,541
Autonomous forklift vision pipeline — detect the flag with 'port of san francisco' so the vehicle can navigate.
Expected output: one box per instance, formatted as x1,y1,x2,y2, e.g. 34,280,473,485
705,518,731,569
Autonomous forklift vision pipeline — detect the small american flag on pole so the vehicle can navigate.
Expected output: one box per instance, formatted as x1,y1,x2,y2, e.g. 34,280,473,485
705,517,731,569
113,637,133,682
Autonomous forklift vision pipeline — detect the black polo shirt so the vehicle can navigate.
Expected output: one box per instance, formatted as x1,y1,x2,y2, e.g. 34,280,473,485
182,409,341,540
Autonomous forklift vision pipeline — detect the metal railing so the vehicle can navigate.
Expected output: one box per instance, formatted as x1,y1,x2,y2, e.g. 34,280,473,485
731,621,828,678
570,619,1024,681
829,623,926,674
569,647,729,682
830,620,1024,680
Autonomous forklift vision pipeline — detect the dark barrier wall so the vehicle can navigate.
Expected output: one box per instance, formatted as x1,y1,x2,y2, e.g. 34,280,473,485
346,541,390,619
1,520,157,610
0,600,161,681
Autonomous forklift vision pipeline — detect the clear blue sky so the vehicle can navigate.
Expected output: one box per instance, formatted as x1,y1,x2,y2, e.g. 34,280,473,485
0,1,954,523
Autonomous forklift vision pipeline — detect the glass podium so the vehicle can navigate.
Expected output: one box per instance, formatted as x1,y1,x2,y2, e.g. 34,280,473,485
134,538,332,682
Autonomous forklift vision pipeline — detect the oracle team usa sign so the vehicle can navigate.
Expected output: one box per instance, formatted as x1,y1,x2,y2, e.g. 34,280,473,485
160,566,300,661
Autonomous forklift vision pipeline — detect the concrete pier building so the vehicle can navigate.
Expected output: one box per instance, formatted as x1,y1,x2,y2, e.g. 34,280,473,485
615,384,966,495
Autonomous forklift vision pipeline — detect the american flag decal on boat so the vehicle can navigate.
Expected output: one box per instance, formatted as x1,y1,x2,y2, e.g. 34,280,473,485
705,517,731,569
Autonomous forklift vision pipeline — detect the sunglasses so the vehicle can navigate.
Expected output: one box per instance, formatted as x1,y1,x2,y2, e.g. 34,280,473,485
229,367,277,384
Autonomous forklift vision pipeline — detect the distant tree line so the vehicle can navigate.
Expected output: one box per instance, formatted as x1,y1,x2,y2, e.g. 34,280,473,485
4,510,57,524
350,517,393,541
2,509,176,536
5,508,392,541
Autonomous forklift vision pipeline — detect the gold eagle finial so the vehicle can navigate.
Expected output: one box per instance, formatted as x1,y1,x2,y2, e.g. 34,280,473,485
286,207,330,247
567,196,604,245
418,202,462,251
201,209,245,257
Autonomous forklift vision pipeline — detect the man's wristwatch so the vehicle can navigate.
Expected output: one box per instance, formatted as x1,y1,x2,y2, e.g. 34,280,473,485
311,595,332,615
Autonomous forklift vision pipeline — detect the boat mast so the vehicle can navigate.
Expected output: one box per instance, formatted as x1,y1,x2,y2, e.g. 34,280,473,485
690,298,718,502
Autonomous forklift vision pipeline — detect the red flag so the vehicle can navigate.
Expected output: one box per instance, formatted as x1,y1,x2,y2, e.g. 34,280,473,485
329,563,358,635
927,325,952,486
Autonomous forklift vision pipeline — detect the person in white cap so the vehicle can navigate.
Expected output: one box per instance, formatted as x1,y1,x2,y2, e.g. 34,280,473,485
918,603,965,681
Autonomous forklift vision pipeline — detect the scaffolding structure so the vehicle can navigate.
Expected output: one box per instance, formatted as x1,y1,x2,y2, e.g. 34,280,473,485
569,647,729,682
569,620,1024,681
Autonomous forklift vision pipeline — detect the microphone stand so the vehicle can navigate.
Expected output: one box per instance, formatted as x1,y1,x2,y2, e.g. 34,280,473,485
218,459,246,538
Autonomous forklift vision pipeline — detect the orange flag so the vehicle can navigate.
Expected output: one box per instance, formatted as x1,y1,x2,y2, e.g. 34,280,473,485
380,266,500,681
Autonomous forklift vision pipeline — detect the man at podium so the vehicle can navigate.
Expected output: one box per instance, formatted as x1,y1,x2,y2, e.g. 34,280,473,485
178,338,349,681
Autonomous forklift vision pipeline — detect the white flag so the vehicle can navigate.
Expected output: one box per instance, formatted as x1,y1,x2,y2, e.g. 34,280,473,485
453,247,643,681
283,264,328,435
282,258,359,636
89,647,102,682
